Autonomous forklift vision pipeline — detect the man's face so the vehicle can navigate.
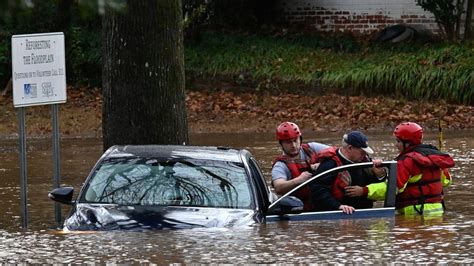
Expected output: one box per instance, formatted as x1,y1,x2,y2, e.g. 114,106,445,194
347,145,367,162
281,137,301,157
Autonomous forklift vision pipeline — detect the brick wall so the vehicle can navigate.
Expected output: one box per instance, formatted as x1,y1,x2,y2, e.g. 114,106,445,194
276,0,440,36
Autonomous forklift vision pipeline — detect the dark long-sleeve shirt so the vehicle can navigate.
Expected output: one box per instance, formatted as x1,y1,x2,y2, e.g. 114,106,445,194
309,149,381,211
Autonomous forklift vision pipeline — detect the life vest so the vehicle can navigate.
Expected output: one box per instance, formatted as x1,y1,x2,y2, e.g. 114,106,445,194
317,147,352,201
272,143,319,210
395,144,455,213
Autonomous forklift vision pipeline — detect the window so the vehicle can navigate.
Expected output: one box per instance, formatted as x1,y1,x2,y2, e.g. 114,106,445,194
83,157,253,208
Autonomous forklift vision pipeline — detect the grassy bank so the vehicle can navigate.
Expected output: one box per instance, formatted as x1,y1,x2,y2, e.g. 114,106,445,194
185,32,474,105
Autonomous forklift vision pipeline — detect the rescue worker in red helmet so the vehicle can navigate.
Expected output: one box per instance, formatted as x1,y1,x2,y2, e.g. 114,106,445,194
347,122,455,216
392,122,455,215
271,122,328,211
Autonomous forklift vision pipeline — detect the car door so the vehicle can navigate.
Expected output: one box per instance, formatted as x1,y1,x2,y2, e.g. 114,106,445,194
243,152,271,221
265,161,397,221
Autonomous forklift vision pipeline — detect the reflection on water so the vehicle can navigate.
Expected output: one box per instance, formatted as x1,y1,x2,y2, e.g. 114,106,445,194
0,130,473,263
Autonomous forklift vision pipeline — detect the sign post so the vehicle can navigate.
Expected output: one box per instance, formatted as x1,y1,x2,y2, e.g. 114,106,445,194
11,32,67,228
18,107,28,228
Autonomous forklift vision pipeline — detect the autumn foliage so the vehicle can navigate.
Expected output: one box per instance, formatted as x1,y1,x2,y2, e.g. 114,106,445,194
186,89,474,133
1,86,473,137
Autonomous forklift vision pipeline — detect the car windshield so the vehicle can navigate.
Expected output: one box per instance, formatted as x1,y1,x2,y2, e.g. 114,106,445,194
82,157,253,209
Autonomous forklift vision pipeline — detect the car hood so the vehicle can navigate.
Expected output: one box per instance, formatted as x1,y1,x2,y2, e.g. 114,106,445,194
63,204,257,231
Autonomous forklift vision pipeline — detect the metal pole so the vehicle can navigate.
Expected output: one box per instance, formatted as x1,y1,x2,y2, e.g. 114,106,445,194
52,104,61,226
18,107,28,228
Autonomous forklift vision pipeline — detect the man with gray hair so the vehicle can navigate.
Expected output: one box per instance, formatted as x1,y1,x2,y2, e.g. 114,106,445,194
309,131,386,214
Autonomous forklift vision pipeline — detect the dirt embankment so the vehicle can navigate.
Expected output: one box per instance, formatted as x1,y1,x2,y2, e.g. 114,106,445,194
1,86,473,138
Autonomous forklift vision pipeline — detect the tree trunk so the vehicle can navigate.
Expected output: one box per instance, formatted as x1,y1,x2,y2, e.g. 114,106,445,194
102,0,188,150
455,0,465,40
466,0,473,38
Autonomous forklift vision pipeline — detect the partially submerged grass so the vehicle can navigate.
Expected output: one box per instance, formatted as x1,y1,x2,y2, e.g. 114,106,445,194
185,32,474,105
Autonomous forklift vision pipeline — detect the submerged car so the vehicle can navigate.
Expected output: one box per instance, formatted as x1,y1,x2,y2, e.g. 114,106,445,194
49,145,397,230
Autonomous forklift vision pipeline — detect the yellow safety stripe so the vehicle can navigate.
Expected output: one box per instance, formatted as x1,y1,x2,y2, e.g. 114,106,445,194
366,182,388,201
399,173,423,193
441,170,451,187
396,203,444,216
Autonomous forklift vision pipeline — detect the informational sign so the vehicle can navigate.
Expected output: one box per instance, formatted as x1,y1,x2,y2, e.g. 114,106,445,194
11,32,67,107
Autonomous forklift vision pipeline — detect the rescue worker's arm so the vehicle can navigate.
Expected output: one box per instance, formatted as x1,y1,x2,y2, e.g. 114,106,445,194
366,182,388,200
396,158,414,192
345,182,387,201
348,157,425,200
441,168,452,187
345,159,388,200
272,171,313,195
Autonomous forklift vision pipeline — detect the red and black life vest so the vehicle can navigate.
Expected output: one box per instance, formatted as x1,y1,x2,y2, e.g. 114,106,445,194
272,143,319,210
395,144,455,211
317,147,352,201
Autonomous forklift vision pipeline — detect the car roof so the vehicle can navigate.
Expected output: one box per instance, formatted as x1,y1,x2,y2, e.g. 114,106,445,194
104,145,247,163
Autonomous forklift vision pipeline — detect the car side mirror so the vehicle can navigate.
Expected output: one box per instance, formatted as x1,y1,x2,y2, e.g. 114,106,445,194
48,187,74,205
267,196,304,215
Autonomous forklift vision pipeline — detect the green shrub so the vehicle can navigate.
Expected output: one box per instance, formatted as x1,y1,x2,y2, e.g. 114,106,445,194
185,32,474,105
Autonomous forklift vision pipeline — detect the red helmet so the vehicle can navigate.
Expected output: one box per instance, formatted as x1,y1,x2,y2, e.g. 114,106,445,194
393,122,423,145
276,122,301,140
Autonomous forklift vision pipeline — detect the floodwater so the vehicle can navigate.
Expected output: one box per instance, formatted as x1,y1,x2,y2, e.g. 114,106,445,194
0,130,473,264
